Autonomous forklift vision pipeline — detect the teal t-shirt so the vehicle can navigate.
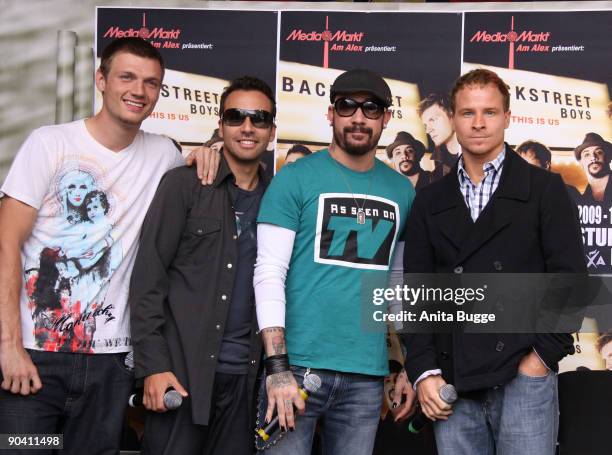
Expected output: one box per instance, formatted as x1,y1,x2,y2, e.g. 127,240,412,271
258,150,415,376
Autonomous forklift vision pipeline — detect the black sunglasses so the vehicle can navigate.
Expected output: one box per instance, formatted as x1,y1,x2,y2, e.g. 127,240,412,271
221,108,274,128
333,98,386,120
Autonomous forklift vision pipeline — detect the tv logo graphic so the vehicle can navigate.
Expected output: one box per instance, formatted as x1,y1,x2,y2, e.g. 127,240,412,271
314,193,399,270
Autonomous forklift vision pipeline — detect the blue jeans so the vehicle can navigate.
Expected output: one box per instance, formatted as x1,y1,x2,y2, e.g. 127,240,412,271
434,371,559,455
0,349,134,455
258,365,383,455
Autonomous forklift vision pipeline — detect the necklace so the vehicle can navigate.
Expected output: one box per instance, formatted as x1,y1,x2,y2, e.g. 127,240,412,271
330,150,375,225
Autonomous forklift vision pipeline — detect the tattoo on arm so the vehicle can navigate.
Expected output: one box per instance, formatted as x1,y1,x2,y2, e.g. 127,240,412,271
272,335,285,355
261,327,287,356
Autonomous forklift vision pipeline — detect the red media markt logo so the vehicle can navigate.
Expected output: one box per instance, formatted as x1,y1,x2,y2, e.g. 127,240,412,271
103,12,181,40
286,16,365,68
469,16,552,69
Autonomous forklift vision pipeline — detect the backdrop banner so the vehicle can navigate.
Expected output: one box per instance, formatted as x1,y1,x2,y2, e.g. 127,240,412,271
95,5,612,452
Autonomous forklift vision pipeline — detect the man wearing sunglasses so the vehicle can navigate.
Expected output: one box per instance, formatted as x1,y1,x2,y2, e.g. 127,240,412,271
254,69,416,454
129,76,275,455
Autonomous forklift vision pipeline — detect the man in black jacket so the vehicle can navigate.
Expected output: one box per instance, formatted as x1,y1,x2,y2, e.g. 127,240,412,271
129,76,275,455
402,69,586,455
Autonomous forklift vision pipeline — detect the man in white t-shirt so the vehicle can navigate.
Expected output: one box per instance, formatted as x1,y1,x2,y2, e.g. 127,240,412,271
0,37,213,454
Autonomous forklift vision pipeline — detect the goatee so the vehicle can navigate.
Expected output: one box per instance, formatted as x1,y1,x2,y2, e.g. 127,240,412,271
333,125,378,156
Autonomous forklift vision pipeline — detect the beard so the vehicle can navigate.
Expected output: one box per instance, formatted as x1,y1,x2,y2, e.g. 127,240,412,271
333,124,381,156
588,162,609,179
399,160,419,176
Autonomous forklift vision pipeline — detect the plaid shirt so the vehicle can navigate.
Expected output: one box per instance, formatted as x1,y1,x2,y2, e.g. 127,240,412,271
457,149,506,221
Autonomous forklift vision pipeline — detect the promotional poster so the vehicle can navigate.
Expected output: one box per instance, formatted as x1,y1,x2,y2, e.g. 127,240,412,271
96,8,278,147
462,11,612,371
92,7,612,453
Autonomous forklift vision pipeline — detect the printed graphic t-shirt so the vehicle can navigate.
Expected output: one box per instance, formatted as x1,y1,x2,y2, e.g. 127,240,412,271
258,150,415,376
0,120,184,353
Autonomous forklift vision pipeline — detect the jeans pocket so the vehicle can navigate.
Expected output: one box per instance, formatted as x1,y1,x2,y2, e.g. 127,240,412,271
111,353,135,377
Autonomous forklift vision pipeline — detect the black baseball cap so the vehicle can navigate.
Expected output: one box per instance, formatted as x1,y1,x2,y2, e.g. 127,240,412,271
329,69,393,108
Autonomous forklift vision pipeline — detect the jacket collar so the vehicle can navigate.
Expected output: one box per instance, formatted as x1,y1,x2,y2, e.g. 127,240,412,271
213,149,270,189
428,144,532,263
430,144,529,215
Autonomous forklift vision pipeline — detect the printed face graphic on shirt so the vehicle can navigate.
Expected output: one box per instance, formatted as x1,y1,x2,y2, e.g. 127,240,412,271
314,193,399,270
25,162,123,353
83,191,110,222
63,170,95,207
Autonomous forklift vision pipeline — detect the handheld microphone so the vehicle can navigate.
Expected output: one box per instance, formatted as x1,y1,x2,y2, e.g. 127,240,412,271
408,383,457,434
128,388,183,411
256,373,322,443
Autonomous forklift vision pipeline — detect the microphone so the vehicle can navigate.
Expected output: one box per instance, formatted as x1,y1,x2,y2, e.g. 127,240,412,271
128,388,183,411
408,383,457,434
256,373,322,443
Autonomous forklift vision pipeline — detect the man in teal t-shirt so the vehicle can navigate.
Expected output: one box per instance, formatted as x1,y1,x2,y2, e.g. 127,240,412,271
254,69,415,454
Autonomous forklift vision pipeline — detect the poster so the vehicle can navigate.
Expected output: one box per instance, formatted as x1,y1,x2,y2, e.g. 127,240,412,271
96,8,277,151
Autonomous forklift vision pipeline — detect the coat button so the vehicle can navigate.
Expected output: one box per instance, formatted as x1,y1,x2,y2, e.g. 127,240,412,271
197,228,203,234
233,235,238,240
251,360,257,365
440,351,449,360
454,266,463,274
221,294,227,301
494,261,503,271
495,341,505,352
227,263,233,269
216,324,221,330
209,354,215,359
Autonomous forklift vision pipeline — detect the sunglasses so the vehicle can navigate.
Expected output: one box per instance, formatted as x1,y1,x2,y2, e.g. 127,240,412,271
333,98,386,120
221,108,274,128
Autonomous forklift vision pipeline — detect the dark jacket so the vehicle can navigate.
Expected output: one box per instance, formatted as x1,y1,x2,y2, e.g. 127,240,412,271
580,176,612,205
414,168,433,193
402,147,586,392
129,155,266,425
430,144,460,182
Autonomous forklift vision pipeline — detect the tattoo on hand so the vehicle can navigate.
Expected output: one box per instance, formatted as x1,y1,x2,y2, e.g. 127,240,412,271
267,371,292,389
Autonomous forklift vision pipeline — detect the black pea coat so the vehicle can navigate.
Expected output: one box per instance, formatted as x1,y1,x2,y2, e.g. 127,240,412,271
402,147,587,392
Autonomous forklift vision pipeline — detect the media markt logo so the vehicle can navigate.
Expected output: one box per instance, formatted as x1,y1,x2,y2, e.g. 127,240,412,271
285,16,365,67
103,12,181,42
470,16,551,68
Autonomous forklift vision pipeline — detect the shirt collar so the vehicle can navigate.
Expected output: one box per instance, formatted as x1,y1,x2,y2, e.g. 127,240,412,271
457,146,506,182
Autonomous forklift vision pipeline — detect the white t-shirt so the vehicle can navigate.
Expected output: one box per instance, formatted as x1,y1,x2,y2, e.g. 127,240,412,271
0,120,184,353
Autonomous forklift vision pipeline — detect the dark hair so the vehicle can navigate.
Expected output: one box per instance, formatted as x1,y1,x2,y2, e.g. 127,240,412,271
597,331,612,353
219,76,276,118
450,69,510,113
204,129,222,148
82,190,110,221
286,144,312,158
516,140,552,169
417,93,452,118
99,37,164,78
